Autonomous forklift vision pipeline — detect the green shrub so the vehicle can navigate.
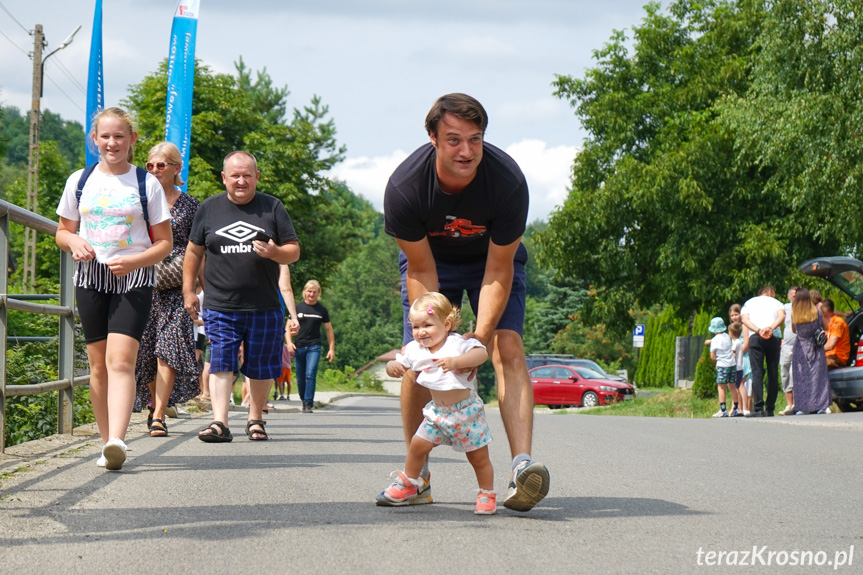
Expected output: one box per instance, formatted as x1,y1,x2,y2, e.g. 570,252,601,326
4,340,95,447
691,345,718,399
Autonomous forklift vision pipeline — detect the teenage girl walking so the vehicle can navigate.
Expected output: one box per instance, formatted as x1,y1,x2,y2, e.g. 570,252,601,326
55,107,172,470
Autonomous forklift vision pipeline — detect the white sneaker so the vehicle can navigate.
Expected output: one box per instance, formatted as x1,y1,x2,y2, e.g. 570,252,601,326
742,410,751,416
96,455,107,468
102,438,127,471
503,460,550,512
165,404,191,419
711,410,728,418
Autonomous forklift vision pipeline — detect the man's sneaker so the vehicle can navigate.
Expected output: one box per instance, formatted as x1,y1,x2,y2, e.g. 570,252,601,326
503,461,550,512
730,409,741,417
475,492,496,515
102,438,127,471
376,471,418,506
712,410,728,418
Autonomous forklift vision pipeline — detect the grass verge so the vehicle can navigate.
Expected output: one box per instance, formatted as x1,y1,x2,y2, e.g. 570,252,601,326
576,387,791,418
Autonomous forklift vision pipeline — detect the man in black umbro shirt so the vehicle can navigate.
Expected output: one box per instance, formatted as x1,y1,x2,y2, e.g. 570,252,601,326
381,93,549,512
183,151,299,443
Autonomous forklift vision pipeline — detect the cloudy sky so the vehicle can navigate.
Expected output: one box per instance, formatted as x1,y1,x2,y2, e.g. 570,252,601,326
1,0,652,222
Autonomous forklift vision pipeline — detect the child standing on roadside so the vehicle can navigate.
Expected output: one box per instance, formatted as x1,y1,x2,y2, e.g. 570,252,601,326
377,292,495,514
728,322,744,416
709,317,737,418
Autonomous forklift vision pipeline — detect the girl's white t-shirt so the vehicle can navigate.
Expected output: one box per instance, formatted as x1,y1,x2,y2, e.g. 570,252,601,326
395,333,486,391
732,338,743,370
56,165,171,263
710,332,736,368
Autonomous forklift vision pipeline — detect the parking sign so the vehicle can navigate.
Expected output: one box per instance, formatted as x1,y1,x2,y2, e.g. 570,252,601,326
633,324,645,347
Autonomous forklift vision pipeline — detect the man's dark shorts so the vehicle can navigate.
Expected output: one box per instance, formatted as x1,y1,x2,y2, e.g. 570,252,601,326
399,243,527,345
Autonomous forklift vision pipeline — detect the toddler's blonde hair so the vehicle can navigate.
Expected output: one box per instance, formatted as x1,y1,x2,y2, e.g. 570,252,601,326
411,292,461,331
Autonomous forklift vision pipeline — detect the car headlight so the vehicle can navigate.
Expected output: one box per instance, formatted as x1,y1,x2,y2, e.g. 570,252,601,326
599,386,618,392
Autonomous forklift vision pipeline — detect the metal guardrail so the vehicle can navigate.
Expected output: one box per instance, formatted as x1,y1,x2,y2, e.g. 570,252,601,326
0,199,85,452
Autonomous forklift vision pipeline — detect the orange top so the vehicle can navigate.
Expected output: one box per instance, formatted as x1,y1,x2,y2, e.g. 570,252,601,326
827,314,850,363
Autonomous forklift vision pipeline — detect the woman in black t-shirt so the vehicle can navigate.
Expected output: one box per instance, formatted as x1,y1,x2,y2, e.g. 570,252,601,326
294,280,335,412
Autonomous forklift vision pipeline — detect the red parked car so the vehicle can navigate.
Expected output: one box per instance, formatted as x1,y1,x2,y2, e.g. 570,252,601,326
528,364,636,409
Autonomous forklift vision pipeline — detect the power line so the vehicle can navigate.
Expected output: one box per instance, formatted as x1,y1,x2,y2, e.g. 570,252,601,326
43,73,86,115
48,56,86,94
0,24,29,56
0,0,30,34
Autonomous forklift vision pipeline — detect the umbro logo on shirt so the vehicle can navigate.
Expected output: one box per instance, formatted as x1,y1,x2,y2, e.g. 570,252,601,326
215,221,265,253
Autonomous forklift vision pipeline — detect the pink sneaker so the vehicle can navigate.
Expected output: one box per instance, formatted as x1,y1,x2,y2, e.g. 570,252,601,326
475,491,497,515
380,471,418,505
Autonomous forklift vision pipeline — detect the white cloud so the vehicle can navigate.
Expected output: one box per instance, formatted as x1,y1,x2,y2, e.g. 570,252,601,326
504,139,577,223
330,140,577,223
328,150,410,211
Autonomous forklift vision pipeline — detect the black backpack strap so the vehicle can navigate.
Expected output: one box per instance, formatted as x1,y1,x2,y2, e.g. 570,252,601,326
75,163,100,207
135,166,150,226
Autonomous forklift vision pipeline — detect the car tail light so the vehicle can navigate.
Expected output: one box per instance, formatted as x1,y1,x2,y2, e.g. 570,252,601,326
856,335,863,366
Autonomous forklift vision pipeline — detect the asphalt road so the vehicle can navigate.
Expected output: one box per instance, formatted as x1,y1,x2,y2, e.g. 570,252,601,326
1,396,861,574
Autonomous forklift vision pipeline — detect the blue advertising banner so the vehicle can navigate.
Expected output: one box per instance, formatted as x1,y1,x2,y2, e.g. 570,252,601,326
85,0,103,165
164,0,200,192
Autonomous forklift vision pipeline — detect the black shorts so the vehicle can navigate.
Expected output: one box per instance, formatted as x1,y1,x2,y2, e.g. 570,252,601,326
76,286,154,344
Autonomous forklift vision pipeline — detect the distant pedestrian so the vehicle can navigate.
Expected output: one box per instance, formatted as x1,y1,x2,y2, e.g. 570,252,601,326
778,286,799,415
709,317,737,418
741,286,785,417
791,288,831,414
293,280,335,413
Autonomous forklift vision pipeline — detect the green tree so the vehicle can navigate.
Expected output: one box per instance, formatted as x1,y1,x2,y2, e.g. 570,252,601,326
325,233,404,371
719,0,863,252
538,0,838,337
3,141,73,289
124,59,374,286
0,105,84,171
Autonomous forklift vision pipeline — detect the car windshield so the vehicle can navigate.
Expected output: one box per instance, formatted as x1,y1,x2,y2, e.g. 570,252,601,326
573,367,605,379
833,269,863,298
576,360,607,374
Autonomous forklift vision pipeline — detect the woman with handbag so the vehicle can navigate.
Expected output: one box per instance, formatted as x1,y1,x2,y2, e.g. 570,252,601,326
133,142,202,436
791,287,831,415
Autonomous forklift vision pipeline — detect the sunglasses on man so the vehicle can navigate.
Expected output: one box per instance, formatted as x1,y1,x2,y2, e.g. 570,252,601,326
146,161,179,171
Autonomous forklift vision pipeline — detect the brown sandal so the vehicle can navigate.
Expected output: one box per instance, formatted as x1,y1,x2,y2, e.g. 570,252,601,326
246,419,268,441
149,418,168,437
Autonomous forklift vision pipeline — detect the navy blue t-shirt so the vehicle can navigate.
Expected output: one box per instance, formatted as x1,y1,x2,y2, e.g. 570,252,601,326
383,142,529,263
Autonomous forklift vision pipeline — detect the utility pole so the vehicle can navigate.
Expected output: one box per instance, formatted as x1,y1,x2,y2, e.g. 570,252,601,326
23,24,81,292
24,25,45,292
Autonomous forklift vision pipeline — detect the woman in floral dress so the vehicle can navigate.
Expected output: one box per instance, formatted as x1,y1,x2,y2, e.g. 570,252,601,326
134,142,201,436
791,288,831,414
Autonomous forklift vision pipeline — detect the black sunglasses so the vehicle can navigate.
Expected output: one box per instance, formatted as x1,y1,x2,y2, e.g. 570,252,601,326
146,161,179,171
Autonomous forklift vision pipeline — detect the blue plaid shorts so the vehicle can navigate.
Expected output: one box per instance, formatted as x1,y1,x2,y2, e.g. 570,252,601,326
203,308,284,380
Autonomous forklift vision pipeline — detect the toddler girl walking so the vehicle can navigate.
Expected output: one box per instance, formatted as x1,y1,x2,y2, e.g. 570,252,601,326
377,292,495,514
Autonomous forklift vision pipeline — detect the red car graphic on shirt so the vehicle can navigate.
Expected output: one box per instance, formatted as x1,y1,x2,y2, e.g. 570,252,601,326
429,216,487,238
